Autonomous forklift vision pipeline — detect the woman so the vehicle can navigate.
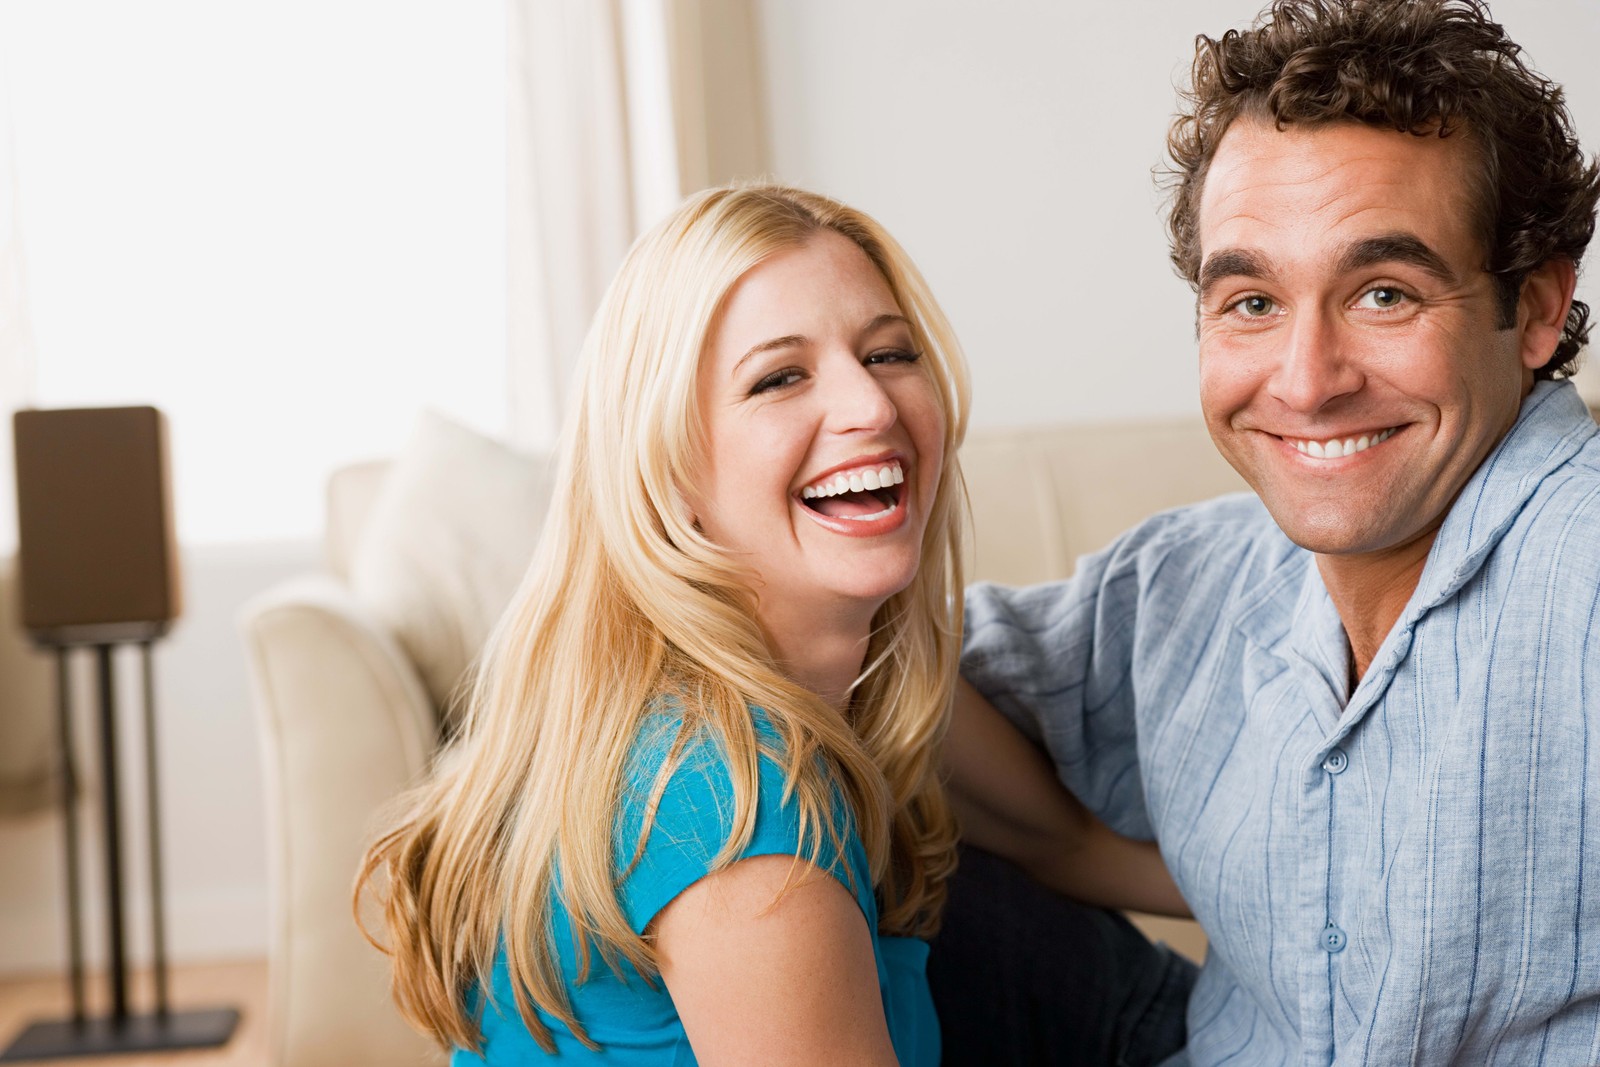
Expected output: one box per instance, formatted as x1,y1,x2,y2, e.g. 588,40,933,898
357,184,1184,1065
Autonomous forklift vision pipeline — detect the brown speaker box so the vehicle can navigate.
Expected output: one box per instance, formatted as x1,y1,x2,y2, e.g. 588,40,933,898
12,406,182,644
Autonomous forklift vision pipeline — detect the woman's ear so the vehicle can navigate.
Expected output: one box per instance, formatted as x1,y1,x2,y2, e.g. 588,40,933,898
1516,257,1579,371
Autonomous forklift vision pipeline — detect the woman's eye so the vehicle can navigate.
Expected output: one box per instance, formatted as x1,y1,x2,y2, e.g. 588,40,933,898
1231,295,1276,317
750,368,805,394
865,348,921,366
1356,286,1409,310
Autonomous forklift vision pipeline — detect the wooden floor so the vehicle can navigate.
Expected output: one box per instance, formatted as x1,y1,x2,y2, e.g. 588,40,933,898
0,934,1199,1067
0,960,267,1067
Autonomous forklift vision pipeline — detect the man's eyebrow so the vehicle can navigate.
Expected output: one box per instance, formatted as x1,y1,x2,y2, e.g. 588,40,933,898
1333,233,1459,284
1198,249,1276,297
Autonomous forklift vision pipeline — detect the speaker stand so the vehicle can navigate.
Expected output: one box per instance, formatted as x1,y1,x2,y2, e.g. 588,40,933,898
0,641,239,1063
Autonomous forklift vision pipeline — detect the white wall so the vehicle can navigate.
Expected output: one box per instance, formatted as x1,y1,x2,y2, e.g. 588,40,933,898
754,0,1600,429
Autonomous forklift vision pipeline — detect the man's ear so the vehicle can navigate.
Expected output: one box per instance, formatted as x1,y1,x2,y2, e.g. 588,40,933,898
1516,257,1578,371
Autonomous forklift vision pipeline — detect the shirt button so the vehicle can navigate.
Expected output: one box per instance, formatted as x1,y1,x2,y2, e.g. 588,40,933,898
1322,924,1347,953
1323,748,1349,774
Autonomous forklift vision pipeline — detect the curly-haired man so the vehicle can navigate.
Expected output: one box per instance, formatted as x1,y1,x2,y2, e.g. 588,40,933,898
944,1,1600,1063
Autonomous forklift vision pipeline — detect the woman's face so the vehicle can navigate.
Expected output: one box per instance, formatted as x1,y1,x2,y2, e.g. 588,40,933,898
692,231,945,638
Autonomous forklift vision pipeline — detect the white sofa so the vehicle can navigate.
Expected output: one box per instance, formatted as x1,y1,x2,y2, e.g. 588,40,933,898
240,414,1248,1067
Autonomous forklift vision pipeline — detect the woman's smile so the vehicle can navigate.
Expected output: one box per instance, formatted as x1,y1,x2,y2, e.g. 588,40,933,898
796,454,909,535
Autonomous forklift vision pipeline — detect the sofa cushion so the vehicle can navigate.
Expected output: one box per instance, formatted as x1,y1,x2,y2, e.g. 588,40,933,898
348,410,553,720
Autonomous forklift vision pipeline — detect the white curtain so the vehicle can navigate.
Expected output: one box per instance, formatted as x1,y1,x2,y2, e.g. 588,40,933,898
0,63,56,818
504,0,768,449
506,0,641,451
0,77,35,550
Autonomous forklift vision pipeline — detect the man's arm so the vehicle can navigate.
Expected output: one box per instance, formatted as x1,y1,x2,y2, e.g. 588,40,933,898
945,677,1189,917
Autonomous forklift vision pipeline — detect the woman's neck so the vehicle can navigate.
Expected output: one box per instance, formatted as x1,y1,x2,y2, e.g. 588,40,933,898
759,600,876,714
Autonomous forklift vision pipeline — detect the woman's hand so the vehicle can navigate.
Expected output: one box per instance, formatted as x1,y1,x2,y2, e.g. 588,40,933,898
944,678,1190,918
654,854,900,1066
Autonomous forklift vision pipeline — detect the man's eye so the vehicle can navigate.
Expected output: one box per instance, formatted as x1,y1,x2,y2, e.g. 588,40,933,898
865,348,922,366
1356,287,1408,310
751,368,804,394
1232,295,1276,317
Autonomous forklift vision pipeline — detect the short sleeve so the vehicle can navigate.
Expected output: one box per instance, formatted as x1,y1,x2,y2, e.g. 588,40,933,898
612,712,871,935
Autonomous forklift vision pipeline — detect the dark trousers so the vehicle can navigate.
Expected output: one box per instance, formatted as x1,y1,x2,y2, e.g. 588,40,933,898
927,846,1197,1067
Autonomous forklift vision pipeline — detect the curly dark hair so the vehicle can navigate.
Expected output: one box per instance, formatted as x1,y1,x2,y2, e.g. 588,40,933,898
1164,0,1600,378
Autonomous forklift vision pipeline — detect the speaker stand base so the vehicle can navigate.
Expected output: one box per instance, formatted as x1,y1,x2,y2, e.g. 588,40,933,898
0,1008,239,1062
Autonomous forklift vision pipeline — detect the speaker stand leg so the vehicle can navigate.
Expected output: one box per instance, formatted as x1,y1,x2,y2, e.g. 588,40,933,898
52,648,86,1026
94,644,130,1022
1,642,240,1063
138,641,169,1017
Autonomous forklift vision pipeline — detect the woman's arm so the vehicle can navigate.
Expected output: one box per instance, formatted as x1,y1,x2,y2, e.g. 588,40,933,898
945,678,1190,918
653,854,898,1066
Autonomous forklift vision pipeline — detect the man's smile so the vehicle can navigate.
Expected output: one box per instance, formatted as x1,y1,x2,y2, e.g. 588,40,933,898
1279,426,1399,459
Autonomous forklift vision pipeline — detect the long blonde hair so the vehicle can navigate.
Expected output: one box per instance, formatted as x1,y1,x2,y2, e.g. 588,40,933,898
356,184,971,1053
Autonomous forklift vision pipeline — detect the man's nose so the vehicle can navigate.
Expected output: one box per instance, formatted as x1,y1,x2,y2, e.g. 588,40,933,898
1267,309,1363,412
822,356,898,433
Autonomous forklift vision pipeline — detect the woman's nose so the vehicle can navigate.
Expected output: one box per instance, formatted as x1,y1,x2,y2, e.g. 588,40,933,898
820,355,898,434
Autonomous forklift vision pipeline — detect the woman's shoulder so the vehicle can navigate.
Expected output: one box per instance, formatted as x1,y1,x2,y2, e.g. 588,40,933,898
614,701,872,935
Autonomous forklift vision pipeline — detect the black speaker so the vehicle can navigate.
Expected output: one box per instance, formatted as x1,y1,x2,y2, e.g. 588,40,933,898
3,406,237,1062
12,406,181,645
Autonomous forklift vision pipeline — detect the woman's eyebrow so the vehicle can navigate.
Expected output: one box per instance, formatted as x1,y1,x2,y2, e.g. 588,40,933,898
735,334,806,373
734,313,910,372
862,313,911,333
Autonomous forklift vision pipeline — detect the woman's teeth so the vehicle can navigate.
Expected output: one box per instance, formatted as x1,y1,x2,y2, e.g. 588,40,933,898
1291,427,1397,459
801,464,904,499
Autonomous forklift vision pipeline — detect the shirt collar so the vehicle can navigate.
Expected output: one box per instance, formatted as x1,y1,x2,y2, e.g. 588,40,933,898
1407,379,1598,620
1230,379,1598,664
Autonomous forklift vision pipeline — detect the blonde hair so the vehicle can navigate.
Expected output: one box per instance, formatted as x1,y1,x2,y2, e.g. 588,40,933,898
356,184,970,1054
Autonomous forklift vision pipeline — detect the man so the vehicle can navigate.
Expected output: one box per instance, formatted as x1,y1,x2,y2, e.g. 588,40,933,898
947,0,1600,1063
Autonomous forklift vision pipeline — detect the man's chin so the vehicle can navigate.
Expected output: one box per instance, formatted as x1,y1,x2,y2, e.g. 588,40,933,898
1260,501,1393,558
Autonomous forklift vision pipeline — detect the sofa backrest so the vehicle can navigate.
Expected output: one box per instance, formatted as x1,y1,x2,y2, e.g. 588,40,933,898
328,418,1250,597
961,419,1248,587
325,460,390,583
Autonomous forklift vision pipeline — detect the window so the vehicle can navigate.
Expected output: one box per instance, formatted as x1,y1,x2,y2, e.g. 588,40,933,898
2,0,506,544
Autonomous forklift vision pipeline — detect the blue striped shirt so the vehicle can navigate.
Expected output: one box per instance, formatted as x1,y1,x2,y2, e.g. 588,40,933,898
963,380,1600,1065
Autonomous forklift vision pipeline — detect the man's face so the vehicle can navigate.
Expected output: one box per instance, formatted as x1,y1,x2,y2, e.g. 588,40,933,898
1195,117,1552,559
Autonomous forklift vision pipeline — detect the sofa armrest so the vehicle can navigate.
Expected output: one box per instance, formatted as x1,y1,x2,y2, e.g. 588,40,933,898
239,574,446,1067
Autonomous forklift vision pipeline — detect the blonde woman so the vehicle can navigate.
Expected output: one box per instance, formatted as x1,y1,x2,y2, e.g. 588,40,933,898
358,184,1186,1066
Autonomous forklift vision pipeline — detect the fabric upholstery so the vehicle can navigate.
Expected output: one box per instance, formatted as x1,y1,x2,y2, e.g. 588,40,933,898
347,411,553,719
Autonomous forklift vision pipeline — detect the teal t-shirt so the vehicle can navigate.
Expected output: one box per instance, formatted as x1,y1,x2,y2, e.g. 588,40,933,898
452,710,939,1066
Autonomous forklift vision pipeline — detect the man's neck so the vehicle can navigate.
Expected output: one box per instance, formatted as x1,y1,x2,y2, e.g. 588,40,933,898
1316,532,1437,687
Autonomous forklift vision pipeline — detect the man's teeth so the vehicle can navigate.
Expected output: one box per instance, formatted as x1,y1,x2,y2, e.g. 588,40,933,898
1292,427,1397,459
801,464,904,499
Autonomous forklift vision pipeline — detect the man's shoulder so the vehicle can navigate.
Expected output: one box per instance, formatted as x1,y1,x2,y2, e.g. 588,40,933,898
1136,489,1278,536
1506,425,1600,550
1461,424,1600,642
964,491,1303,645
1112,490,1296,572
